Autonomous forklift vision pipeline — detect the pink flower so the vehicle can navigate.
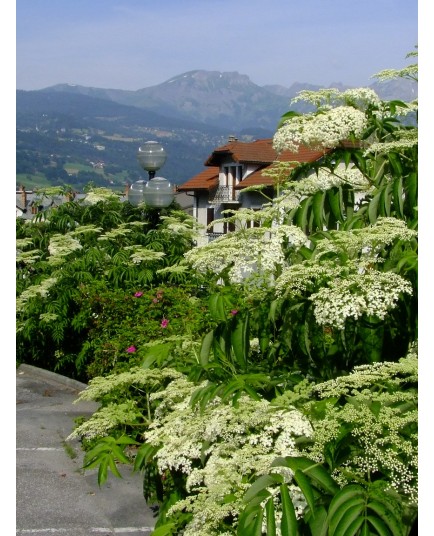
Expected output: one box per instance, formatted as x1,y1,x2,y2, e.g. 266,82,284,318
126,346,136,353
161,319,169,328
134,292,143,298
230,310,238,316
152,298,159,303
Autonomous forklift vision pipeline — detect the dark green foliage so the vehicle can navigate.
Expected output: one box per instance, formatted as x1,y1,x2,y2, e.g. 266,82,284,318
16,194,204,380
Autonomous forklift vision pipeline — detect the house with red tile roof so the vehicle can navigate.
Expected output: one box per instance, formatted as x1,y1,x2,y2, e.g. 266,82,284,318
178,137,333,243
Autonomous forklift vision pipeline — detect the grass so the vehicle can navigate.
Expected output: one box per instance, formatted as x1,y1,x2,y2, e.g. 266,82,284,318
16,173,51,189
63,440,78,460
64,162,104,175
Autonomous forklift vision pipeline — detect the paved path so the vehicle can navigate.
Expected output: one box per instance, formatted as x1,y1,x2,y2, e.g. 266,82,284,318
16,364,156,536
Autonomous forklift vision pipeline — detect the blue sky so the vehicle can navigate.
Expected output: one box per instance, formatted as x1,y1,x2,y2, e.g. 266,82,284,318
16,0,418,91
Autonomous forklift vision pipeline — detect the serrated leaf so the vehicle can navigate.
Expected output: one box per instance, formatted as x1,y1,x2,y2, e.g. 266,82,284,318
141,342,171,369
199,330,214,366
82,455,105,471
133,443,157,472
115,435,139,446
344,516,365,536
327,484,365,523
366,515,392,536
312,190,326,230
97,457,109,486
380,182,393,217
332,501,366,536
306,506,328,536
111,444,131,465
268,299,279,323
296,196,313,233
293,468,316,514
388,152,403,176
231,312,249,370
327,188,343,223
392,176,404,218
280,483,298,536
368,191,381,224
359,520,371,536
209,293,227,322
265,496,277,536
368,500,403,536
108,456,122,479
272,456,339,495
237,505,263,535
243,473,283,504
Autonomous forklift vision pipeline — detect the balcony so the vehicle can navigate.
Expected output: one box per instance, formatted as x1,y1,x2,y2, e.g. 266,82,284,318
209,186,240,204
206,232,225,242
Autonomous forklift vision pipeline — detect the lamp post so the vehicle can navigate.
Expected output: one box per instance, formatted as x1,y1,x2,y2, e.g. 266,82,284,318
128,141,175,208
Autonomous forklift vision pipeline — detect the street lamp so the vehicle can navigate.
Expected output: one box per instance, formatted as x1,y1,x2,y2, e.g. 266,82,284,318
128,141,175,208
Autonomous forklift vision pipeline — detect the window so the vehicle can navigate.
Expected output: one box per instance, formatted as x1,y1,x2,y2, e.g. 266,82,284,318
207,207,215,233
223,221,236,234
222,165,242,198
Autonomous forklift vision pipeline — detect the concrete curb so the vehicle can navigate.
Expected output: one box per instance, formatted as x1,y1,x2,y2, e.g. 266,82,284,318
17,363,88,393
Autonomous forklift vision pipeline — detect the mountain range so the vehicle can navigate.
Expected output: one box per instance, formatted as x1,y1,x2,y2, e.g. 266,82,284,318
16,70,417,190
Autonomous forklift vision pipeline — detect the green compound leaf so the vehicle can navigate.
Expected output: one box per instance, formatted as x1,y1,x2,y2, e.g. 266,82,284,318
327,484,365,522
331,500,365,536
367,499,404,536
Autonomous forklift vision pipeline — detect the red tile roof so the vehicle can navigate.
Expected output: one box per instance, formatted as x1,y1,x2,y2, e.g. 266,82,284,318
205,139,278,165
178,138,334,192
235,166,274,188
205,138,330,166
177,166,219,191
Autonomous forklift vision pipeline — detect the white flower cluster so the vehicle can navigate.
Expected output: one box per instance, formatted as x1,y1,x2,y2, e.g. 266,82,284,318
83,188,120,204
16,238,34,249
16,277,58,313
124,246,166,265
313,217,417,260
184,226,307,285
47,233,83,264
373,64,418,83
273,106,367,153
310,271,412,329
159,213,204,241
270,190,301,213
69,224,103,236
73,366,183,403
291,87,381,111
275,218,416,305
97,225,133,241
144,377,313,535
306,352,418,503
67,401,141,440
288,166,371,196
39,312,59,323
312,350,418,398
275,261,346,298
363,128,418,156
16,249,42,265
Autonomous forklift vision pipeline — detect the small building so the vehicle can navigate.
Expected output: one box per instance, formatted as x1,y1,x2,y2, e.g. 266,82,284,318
16,186,84,220
178,137,334,244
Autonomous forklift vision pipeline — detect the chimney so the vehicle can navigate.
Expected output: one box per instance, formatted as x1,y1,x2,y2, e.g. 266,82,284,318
227,135,238,143
125,182,130,197
20,185,27,207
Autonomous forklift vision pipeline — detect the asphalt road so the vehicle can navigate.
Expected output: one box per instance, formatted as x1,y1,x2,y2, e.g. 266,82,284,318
16,364,156,536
